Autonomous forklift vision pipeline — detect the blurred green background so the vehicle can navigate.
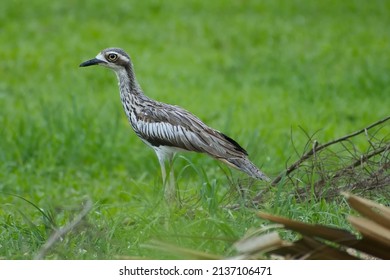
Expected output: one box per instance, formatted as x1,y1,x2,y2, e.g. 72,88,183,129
0,0,389,259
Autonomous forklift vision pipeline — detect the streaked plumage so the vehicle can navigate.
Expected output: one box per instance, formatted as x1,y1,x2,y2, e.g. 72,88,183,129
80,48,270,200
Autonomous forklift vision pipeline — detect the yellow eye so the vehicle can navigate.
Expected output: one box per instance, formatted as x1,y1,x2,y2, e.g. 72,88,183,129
107,53,118,62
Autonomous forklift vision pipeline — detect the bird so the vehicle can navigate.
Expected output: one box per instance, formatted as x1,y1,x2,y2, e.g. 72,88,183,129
80,47,270,201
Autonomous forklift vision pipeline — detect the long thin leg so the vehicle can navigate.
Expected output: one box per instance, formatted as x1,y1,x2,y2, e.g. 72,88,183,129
164,155,176,202
166,156,176,201
155,149,176,202
158,156,167,185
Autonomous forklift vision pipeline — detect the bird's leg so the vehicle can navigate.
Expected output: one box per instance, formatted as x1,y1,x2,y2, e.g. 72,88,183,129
156,151,176,202
159,158,167,186
166,156,176,202
164,155,176,203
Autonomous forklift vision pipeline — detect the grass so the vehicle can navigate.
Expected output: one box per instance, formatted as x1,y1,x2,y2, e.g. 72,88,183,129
0,0,389,259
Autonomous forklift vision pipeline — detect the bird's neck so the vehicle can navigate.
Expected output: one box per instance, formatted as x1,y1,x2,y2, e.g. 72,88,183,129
115,64,145,102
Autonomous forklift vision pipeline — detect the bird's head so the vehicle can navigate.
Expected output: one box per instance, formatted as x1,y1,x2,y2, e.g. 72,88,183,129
79,48,131,71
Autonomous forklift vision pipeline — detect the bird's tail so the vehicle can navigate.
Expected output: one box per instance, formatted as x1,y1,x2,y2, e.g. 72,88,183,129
222,157,271,182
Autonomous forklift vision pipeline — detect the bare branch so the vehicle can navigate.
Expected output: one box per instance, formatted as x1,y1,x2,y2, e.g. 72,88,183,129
271,115,390,185
313,143,390,188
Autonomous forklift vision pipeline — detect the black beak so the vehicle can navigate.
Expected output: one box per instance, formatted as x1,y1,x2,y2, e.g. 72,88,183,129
79,58,105,67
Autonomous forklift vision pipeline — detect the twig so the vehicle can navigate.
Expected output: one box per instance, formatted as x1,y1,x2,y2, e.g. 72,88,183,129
34,199,93,260
312,143,390,193
271,115,390,185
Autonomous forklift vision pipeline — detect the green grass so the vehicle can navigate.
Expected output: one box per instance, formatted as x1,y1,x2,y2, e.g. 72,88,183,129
0,0,389,259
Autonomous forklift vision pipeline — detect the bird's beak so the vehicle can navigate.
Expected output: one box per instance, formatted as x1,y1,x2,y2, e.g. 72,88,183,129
79,58,105,67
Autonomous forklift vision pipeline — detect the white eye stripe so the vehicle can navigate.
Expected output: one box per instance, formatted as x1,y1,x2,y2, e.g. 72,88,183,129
96,53,105,61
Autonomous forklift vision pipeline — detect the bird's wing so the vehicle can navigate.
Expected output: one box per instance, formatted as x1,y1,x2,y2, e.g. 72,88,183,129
133,102,248,159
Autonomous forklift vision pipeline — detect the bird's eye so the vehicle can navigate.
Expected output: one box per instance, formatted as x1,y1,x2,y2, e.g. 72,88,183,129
107,53,118,62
